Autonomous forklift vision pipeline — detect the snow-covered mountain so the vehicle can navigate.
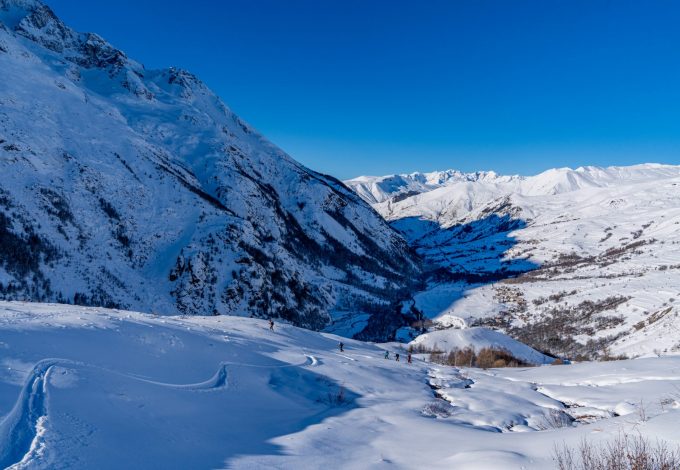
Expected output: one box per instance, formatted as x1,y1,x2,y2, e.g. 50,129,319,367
0,0,420,337
347,164,680,358
350,164,680,223
345,169,522,205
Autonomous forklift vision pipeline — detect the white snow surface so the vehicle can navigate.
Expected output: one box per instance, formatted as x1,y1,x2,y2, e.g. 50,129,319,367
0,301,679,469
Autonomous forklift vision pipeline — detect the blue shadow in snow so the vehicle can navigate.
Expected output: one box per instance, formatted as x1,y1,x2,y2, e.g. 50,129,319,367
392,213,539,295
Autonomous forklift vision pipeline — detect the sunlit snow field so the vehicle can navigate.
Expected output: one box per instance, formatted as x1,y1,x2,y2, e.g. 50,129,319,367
0,302,678,469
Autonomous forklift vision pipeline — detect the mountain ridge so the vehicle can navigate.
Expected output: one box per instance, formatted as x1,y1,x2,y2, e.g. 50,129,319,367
0,0,420,338
346,163,679,206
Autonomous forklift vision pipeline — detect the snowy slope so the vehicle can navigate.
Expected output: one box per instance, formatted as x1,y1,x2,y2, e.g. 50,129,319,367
0,0,419,337
0,301,679,469
408,327,554,365
347,164,680,358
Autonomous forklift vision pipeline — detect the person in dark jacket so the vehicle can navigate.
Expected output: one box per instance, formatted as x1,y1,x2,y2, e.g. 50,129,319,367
339,342,344,352
269,319,274,331
395,353,400,362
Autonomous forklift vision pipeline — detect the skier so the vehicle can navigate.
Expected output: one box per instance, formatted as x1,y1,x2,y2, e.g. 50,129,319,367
407,353,412,364
384,351,389,360
269,319,274,331
339,342,344,352
395,353,400,362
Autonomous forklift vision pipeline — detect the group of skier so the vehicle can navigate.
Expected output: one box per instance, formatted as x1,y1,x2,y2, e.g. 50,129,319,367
383,349,412,364
339,342,412,363
267,319,412,364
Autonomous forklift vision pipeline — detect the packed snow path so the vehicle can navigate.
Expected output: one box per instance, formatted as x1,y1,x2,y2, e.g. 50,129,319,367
0,302,679,469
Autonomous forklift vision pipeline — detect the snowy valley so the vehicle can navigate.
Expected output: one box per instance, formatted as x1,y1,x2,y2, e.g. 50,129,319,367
0,0,679,468
347,164,680,360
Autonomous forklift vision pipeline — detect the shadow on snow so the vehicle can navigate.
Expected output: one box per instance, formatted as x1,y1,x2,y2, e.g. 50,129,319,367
391,213,539,319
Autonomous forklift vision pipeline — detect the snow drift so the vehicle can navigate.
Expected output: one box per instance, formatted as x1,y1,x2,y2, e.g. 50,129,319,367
409,327,554,365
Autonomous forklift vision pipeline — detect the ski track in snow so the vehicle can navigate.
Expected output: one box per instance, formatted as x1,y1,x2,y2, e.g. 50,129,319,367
0,359,61,469
0,357,257,467
304,355,319,367
334,353,358,362
0,305,679,468
125,363,229,391
0,348,332,468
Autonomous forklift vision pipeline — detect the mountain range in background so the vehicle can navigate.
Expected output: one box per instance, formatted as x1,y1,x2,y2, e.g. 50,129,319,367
346,164,680,358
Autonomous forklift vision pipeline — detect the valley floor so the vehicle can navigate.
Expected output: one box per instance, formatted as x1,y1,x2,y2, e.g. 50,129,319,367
0,301,678,469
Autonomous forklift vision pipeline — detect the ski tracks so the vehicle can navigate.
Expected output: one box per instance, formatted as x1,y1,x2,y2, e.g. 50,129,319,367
0,359,66,469
0,358,234,468
128,363,229,391
0,352,327,467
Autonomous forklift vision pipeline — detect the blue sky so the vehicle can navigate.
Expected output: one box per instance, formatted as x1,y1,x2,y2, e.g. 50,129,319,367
48,0,680,179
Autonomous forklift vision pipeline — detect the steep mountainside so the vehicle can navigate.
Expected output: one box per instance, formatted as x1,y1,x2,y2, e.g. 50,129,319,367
347,164,680,358
0,0,420,336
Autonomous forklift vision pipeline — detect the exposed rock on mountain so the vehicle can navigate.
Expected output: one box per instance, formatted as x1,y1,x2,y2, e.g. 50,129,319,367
0,0,420,336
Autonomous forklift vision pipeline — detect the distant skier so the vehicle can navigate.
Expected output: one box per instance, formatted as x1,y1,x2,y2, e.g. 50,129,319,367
384,351,389,360
395,353,400,362
339,342,344,352
407,353,412,364
269,319,274,331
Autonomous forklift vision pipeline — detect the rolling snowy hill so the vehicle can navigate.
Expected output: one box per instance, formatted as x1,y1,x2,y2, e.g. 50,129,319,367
0,301,679,469
0,0,420,337
348,164,680,359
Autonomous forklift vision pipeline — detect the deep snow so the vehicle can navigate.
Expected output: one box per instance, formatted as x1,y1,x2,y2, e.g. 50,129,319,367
0,302,679,469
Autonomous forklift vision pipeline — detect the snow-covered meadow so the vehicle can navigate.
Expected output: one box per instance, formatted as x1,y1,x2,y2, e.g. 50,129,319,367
0,302,678,469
